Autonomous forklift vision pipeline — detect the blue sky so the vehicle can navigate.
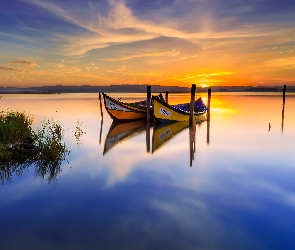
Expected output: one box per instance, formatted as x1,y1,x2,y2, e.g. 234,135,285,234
0,0,295,87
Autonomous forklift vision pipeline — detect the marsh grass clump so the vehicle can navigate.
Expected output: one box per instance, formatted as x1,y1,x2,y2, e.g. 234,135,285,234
0,110,35,145
0,110,71,184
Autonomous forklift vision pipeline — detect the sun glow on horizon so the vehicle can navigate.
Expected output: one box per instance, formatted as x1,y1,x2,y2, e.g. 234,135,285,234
200,83,209,88
0,0,295,88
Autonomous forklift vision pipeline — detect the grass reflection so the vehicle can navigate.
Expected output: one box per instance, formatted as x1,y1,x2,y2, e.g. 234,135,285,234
0,110,84,184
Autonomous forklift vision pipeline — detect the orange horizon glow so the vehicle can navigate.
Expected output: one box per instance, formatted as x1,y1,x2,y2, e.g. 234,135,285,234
0,0,295,88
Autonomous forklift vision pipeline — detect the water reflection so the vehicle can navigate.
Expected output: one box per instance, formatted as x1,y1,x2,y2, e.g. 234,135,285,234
0,146,69,185
103,117,206,166
146,121,151,153
282,93,285,133
104,120,147,155
99,117,103,144
102,115,209,165
1,93,295,250
152,121,189,153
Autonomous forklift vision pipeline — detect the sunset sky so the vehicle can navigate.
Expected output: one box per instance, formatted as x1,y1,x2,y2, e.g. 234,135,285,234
0,0,295,88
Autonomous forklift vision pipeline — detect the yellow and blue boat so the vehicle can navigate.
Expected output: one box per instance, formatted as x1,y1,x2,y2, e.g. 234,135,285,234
152,95,207,123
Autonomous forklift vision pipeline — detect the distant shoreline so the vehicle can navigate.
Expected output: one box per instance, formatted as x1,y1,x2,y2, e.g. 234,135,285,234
0,84,294,94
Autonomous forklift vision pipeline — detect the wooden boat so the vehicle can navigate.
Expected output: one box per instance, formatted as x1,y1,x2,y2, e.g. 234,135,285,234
103,119,147,155
152,121,189,153
102,93,165,121
152,95,207,123
102,92,150,121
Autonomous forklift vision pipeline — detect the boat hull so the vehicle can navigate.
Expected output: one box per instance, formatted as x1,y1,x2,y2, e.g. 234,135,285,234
152,96,207,123
102,93,149,121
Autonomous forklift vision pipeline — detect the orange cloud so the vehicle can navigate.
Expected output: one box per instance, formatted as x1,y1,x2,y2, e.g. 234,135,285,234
0,66,27,72
105,51,178,62
10,61,38,67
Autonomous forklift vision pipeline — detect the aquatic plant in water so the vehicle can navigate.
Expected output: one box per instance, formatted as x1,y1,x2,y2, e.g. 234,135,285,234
0,110,71,184
73,120,86,146
0,110,35,145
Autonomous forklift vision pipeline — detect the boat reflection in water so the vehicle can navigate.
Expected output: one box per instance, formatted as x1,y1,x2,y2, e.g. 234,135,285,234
152,121,189,154
152,120,206,165
103,119,147,155
103,117,207,166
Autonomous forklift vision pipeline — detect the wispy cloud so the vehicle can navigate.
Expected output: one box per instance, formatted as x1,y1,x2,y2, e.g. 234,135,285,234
0,66,27,72
198,71,234,78
23,0,277,56
0,31,39,43
105,51,178,62
10,61,37,67
263,56,295,68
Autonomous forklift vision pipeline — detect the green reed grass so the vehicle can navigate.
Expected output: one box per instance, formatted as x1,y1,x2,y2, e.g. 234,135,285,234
0,110,35,145
0,110,71,184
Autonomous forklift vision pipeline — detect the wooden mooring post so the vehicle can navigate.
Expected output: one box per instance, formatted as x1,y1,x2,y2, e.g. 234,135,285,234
189,84,196,124
207,88,211,144
99,92,103,119
147,86,151,121
283,85,286,107
146,86,151,152
207,88,211,112
165,91,169,103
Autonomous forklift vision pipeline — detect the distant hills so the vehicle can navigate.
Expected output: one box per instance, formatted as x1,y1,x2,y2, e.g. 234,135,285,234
0,84,294,94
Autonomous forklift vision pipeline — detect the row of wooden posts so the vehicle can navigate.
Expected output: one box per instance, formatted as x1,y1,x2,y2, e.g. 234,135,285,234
99,84,287,122
98,84,212,122
146,83,287,124
99,84,287,166
145,84,211,166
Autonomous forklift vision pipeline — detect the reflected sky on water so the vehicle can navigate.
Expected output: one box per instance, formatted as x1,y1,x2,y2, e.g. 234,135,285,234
0,93,295,250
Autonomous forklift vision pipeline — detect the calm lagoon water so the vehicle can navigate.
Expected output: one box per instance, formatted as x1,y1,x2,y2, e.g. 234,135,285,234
0,92,295,250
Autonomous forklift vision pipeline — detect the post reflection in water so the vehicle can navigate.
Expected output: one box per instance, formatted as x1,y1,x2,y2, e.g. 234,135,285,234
207,109,210,145
99,117,103,144
99,92,104,144
146,120,151,153
189,122,195,167
281,87,286,134
281,105,285,133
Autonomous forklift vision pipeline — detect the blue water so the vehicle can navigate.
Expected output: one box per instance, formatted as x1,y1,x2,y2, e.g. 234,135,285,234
0,93,295,250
